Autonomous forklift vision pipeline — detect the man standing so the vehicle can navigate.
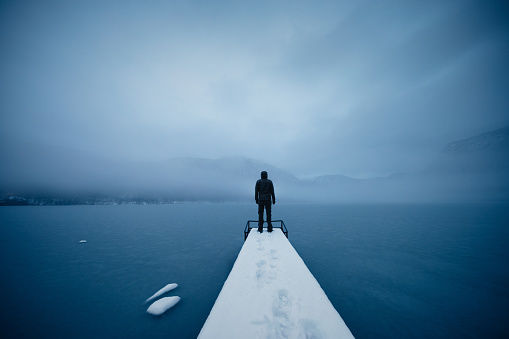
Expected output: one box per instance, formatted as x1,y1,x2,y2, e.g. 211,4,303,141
255,171,276,233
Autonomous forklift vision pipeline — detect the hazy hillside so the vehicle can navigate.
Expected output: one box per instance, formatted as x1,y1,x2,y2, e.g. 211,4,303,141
0,137,300,203
428,126,509,174
291,126,509,203
1,127,508,204
411,126,509,202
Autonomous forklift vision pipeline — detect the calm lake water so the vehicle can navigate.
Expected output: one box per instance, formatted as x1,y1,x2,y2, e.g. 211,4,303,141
1,203,508,338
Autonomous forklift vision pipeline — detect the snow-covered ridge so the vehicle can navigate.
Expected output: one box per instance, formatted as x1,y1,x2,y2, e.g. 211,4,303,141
198,229,354,338
443,126,509,154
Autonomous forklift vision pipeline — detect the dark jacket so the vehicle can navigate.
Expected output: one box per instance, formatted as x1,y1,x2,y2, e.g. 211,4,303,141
255,178,275,203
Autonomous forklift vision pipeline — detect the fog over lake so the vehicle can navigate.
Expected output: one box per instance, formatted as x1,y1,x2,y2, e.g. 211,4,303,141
1,0,508,202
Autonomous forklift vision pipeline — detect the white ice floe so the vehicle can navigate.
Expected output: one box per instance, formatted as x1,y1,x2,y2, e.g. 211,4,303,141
146,296,181,316
145,283,178,304
198,229,354,338
79,240,87,243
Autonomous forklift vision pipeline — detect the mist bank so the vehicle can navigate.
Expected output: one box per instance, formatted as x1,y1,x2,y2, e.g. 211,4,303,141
1,127,508,205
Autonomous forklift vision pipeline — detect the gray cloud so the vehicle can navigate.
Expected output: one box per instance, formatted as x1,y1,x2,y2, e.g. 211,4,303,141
1,0,508,180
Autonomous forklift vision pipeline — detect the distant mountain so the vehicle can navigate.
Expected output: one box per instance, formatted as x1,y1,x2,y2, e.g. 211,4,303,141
0,137,299,202
428,126,509,174
2,126,508,204
393,126,509,202
305,174,359,185
121,156,300,201
297,126,509,203
443,126,509,155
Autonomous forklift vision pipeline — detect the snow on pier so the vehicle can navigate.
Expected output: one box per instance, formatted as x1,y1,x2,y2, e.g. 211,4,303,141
198,228,354,339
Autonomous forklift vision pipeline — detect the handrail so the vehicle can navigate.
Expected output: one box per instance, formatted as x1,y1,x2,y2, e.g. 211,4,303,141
244,220,288,241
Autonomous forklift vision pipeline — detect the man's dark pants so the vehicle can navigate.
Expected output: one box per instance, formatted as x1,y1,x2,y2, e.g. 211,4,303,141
258,200,272,232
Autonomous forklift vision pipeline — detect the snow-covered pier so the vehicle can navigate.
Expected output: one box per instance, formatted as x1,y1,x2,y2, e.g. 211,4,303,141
198,227,354,338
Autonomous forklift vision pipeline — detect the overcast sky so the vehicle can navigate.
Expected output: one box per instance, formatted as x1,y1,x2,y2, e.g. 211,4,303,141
1,0,508,178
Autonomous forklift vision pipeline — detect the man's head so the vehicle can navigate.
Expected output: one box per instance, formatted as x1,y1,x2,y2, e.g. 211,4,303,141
261,171,268,179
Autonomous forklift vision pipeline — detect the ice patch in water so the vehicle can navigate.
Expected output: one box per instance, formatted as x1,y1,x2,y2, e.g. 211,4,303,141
146,296,181,316
145,283,178,304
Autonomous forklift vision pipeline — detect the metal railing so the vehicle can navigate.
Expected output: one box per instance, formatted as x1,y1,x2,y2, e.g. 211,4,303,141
244,220,288,240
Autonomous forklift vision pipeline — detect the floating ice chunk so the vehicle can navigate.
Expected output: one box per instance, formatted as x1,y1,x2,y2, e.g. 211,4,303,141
147,296,180,316
145,283,178,304
79,240,87,243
